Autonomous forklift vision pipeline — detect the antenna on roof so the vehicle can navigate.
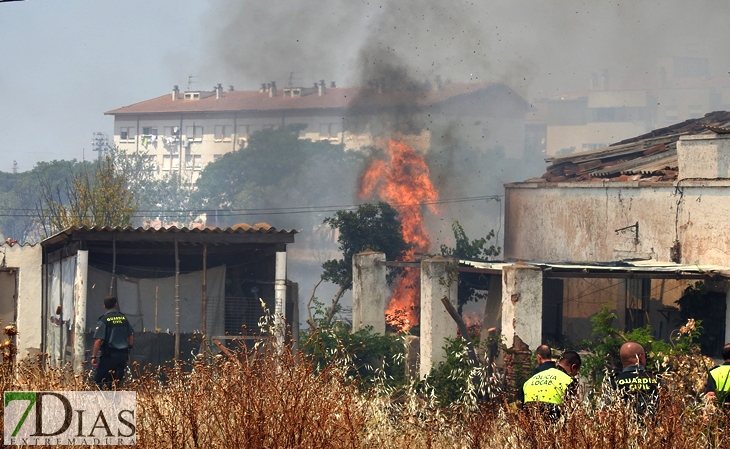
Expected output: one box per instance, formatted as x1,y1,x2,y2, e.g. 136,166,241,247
187,75,198,91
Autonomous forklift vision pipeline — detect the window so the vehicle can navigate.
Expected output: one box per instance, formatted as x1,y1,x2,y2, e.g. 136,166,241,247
319,122,342,139
213,154,224,162
625,279,650,332
186,154,202,170
145,155,157,171
119,127,134,141
142,126,158,136
184,92,200,100
163,126,180,137
689,105,704,119
664,106,679,123
162,154,180,171
185,126,203,142
214,125,230,141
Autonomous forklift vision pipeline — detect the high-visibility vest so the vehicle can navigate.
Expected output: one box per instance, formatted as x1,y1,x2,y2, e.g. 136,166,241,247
711,365,730,393
523,367,573,405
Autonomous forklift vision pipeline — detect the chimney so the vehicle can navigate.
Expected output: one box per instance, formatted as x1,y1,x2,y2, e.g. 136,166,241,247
228,85,234,91
215,83,223,99
269,81,277,97
172,85,179,101
318,79,326,96
677,133,730,180
260,83,267,93
330,81,336,88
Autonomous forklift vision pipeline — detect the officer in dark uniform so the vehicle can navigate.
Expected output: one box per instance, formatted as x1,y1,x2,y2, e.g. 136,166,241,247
532,344,557,375
91,295,134,389
706,343,730,405
604,341,659,417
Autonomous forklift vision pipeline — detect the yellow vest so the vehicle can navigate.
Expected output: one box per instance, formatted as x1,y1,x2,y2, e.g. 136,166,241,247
711,365,730,393
523,367,574,405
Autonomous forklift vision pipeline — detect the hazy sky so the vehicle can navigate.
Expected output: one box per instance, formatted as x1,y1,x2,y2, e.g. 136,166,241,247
2,0,730,172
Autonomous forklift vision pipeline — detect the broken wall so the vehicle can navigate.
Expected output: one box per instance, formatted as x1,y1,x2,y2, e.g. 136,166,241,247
504,181,730,266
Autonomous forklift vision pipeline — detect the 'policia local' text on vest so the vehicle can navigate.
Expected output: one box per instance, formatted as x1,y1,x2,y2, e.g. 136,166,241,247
523,367,573,405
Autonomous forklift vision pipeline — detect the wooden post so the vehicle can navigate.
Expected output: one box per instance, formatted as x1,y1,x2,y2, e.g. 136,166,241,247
201,244,208,354
174,238,180,360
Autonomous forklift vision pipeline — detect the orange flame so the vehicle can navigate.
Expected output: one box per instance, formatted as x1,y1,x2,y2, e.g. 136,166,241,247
359,139,438,332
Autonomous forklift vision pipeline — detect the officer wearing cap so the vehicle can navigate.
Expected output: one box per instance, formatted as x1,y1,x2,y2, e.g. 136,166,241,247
91,295,134,389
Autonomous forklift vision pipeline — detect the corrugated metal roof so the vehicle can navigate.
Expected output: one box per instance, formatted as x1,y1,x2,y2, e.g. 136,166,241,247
41,223,298,247
460,259,730,278
541,111,730,183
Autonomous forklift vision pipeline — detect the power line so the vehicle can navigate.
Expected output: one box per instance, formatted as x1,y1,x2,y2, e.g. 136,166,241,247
0,195,505,219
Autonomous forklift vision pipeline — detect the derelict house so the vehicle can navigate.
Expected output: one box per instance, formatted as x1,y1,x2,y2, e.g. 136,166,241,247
39,224,298,372
503,110,730,355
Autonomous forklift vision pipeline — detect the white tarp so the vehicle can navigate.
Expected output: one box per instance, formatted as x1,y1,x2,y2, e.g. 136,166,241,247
45,255,76,365
85,265,226,337
61,256,76,328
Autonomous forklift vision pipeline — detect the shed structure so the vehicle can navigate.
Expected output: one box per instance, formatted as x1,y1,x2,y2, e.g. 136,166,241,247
40,224,298,373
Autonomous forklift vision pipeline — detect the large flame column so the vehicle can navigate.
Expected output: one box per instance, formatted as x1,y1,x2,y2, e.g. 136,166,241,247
420,255,459,379
352,250,386,335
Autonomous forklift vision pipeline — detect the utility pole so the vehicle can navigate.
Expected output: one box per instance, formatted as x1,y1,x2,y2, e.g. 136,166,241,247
12,160,17,174
92,132,109,160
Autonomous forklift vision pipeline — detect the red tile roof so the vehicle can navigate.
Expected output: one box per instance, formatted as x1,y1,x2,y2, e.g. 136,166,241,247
105,82,508,116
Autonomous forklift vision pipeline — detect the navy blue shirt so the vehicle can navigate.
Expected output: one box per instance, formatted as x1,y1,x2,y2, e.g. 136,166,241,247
93,310,133,352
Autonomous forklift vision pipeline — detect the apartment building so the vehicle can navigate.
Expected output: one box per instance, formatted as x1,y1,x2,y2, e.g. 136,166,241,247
532,57,730,157
105,80,528,183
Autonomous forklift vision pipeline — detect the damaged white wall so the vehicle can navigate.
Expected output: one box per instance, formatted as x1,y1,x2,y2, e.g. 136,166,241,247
505,133,730,266
504,180,730,265
2,243,42,358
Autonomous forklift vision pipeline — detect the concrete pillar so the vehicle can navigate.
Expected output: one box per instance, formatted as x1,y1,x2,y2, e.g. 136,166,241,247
501,263,543,352
352,250,386,334
420,255,458,379
73,250,88,374
275,251,287,347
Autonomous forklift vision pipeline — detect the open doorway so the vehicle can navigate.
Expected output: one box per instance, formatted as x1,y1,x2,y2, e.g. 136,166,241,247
0,269,18,350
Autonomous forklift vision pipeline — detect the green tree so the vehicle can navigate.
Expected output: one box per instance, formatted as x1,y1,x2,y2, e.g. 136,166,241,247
439,220,500,311
313,202,410,327
192,125,364,229
0,160,85,243
37,156,137,235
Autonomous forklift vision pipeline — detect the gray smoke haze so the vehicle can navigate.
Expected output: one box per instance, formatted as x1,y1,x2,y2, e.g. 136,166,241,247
205,0,730,250
208,0,730,97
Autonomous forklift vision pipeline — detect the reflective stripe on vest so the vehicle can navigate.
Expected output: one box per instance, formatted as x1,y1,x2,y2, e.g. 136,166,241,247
523,367,573,405
711,365,730,393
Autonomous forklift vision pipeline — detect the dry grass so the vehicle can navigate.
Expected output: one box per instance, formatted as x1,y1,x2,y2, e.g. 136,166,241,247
3,323,730,448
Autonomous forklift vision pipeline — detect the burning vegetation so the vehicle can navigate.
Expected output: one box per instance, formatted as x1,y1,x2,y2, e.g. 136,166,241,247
359,138,439,332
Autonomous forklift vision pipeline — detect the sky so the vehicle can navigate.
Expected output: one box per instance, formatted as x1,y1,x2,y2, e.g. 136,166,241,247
3,0,730,172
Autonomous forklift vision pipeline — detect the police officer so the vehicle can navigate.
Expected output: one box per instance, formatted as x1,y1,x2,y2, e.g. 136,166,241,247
522,350,582,418
532,344,557,375
604,341,659,416
91,295,134,389
706,343,730,404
